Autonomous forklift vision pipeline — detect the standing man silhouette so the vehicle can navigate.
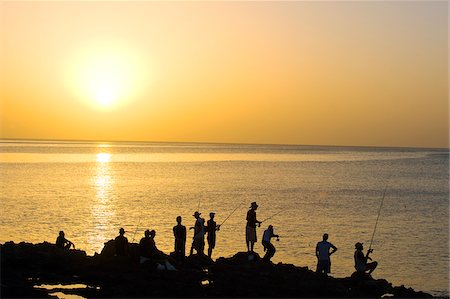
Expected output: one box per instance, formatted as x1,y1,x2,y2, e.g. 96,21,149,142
173,216,186,261
115,227,129,256
206,212,220,258
246,202,261,252
315,233,337,275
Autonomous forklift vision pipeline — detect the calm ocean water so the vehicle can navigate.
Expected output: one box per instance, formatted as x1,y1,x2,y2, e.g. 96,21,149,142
0,140,448,296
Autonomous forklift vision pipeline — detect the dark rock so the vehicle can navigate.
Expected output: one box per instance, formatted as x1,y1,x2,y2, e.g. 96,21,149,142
1,242,435,298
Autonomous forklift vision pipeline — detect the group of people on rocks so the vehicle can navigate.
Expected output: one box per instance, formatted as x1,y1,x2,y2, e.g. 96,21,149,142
56,201,377,276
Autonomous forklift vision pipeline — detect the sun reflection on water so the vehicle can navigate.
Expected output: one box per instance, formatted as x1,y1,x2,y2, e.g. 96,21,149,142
89,151,115,252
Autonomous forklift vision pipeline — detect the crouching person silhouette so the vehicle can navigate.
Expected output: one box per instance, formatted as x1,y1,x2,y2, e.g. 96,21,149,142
261,225,279,262
354,242,378,275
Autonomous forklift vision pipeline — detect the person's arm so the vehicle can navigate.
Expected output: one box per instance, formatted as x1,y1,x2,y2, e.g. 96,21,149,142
67,239,75,249
365,248,373,261
330,244,337,256
315,243,319,258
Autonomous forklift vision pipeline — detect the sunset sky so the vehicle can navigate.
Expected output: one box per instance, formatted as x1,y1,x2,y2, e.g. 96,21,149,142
0,1,448,148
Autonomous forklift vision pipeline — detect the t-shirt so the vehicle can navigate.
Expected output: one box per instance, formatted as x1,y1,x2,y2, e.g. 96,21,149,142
246,209,257,228
56,236,67,248
354,250,366,271
114,235,128,256
194,218,205,238
262,229,272,242
316,240,335,261
173,224,186,241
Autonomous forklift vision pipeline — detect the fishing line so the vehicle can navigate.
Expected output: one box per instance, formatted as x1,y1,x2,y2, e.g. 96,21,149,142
260,208,287,224
219,200,244,227
368,177,390,251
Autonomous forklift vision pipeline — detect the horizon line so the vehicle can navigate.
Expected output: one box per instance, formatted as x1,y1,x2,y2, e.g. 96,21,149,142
0,137,448,152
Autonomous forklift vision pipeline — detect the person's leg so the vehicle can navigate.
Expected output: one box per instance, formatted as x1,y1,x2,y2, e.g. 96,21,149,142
367,261,378,274
207,241,212,257
267,243,275,261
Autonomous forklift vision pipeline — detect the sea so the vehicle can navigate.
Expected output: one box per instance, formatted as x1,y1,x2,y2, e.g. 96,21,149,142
0,140,448,296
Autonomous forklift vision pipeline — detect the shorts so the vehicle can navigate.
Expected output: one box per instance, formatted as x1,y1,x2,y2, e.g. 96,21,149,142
246,226,257,243
317,259,331,273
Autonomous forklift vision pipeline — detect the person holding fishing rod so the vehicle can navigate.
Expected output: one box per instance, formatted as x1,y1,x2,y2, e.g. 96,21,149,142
246,202,262,253
261,225,279,262
354,178,388,276
205,212,220,258
189,211,205,256
354,242,378,275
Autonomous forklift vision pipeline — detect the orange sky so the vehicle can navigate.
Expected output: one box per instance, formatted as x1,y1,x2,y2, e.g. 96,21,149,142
0,1,448,148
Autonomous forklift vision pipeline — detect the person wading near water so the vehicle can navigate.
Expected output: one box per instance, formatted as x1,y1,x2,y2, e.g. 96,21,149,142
246,201,262,253
261,225,279,262
315,233,337,275
115,227,128,256
173,216,186,261
189,211,205,255
205,212,220,258
56,231,75,250
354,242,378,275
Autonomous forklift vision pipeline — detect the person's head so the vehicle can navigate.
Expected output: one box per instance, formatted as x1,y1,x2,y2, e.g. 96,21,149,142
250,201,258,210
323,233,329,241
268,225,273,231
209,212,215,219
176,216,182,224
193,211,201,219
145,229,151,237
119,227,125,235
150,230,156,238
59,231,65,237
355,242,363,250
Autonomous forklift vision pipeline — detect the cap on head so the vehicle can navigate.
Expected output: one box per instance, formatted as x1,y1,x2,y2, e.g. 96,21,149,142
193,211,201,217
355,242,363,250
119,227,125,234
250,201,258,209
210,212,215,217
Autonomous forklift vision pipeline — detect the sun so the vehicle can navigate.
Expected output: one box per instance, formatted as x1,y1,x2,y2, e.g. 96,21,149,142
66,41,148,110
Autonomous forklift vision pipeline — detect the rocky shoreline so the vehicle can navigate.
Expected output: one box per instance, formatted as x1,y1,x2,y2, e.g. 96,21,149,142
1,241,434,298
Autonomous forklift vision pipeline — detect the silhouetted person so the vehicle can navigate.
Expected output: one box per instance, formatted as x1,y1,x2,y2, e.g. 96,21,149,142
56,231,74,249
139,229,176,270
246,201,261,252
354,242,378,274
173,216,186,260
261,225,279,262
115,227,128,256
139,229,165,263
315,233,337,275
189,211,205,255
205,212,220,258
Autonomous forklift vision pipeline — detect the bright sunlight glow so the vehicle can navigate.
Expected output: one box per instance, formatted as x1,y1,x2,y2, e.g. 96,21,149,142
66,41,149,110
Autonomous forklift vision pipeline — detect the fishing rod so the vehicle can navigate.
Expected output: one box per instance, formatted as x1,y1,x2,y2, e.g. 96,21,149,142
131,215,142,243
368,178,390,252
260,209,286,224
219,201,244,227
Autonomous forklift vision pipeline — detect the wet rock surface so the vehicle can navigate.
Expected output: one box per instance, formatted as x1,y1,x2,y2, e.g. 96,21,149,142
1,241,434,298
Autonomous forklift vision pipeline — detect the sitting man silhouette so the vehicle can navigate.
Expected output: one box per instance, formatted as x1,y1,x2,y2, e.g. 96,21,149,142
56,231,75,250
